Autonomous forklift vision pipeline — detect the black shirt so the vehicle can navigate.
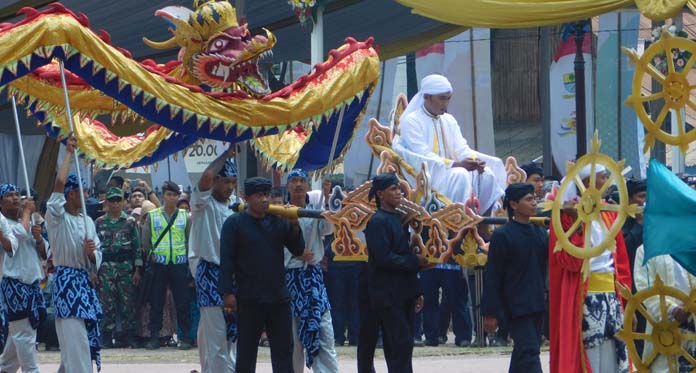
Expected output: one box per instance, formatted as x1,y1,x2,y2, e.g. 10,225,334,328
219,211,304,303
482,220,548,319
622,216,643,279
622,216,643,291
364,208,421,308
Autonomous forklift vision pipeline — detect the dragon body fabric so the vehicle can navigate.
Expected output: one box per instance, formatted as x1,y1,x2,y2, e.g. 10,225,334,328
0,1,379,170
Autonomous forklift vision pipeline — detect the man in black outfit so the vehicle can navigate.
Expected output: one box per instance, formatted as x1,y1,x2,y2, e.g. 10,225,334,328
622,178,646,356
622,178,646,281
357,261,378,373
219,177,305,372
363,173,429,373
482,183,548,373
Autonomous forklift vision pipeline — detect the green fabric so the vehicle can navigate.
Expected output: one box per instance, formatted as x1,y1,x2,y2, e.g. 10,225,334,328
106,187,124,199
95,212,141,266
98,262,137,333
644,159,696,275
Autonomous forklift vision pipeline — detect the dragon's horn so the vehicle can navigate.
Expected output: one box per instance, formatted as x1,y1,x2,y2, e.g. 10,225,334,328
144,5,198,50
143,36,179,50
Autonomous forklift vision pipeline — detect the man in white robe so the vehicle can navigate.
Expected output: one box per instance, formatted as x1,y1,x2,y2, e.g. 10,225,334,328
634,244,696,372
393,74,506,214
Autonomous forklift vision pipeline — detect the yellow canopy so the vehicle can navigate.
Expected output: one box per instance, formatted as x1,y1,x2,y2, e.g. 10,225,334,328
395,0,696,27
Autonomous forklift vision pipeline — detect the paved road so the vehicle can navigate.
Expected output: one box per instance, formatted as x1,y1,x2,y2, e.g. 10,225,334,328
36,348,551,372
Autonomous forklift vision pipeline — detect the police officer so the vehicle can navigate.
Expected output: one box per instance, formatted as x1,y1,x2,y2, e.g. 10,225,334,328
142,181,192,350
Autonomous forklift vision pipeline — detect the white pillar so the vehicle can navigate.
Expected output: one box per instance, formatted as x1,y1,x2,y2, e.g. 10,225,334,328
310,7,324,66
311,6,324,190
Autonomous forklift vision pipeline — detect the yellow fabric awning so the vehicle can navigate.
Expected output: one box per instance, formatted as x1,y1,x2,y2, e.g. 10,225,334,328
395,0,696,27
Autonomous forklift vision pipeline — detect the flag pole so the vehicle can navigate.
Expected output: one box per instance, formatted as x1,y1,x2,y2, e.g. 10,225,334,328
10,97,32,200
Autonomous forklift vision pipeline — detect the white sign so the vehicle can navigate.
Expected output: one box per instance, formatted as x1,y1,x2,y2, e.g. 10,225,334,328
183,139,226,173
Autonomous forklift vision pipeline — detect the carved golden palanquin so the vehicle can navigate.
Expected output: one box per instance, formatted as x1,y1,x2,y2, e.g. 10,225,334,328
323,94,529,266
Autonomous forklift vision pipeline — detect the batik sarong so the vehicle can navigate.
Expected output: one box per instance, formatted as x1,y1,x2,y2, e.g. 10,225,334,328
582,292,628,373
677,318,696,372
1,277,46,328
196,259,237,342
0,291,7,353
53,266,103,371
285,264,330,368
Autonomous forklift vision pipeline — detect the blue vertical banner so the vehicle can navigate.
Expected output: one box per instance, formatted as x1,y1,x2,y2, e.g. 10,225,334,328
595,11,642,177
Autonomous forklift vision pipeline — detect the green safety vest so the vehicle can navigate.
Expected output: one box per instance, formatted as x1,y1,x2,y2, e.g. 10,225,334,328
149,208,187,265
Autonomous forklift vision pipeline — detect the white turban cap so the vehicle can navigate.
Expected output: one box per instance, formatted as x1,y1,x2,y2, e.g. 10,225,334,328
400,74,453,122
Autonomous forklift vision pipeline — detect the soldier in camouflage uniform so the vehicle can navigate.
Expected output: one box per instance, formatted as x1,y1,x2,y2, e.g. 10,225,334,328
95,187,142,348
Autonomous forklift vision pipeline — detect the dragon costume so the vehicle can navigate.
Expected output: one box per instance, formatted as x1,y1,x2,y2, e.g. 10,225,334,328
0,0,379,170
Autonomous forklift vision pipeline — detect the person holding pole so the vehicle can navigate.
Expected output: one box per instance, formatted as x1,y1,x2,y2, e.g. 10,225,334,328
363,172,430,373
220,177,305,372
0,184,47,373
0,96,39,367
0,199,19,355
45,136,103,373
284,169,338,372
189,146,238,372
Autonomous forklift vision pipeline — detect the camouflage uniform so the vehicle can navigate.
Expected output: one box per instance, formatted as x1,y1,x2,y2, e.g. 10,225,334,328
95,211,142,340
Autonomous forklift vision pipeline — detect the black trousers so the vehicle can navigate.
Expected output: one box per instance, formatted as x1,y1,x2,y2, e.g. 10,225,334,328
326,263,361,345
420,268,472,344
376,298,417,373
508,312,544,373
357,263,377,373
235,301,294,373
148,263,192,340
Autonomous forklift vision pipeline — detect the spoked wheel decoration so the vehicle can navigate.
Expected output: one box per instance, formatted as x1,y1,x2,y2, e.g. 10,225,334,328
624,30,696,154
617,277,696,373
541,132,642,263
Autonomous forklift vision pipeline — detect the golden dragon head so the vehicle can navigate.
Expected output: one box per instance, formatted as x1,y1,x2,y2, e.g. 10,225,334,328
143,0,276,96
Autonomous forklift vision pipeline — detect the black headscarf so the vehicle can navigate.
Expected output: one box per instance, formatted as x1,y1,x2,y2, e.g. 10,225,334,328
368,173,399,207
521,163,544,179
244,177,272,196
626,179,647,197
503,183,534,218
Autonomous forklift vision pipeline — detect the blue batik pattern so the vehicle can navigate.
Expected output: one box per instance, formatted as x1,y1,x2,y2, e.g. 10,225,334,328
0,290,7,353
285,265,330,368
582,292,628,373
53,266,103,371
1,277,46,328
676,318,696,372
196,259,237,342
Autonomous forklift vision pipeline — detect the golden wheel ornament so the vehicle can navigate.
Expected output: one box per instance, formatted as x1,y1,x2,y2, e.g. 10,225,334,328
541,131,641,260
624,30,696,154
617,277,696,372
635,0,686,21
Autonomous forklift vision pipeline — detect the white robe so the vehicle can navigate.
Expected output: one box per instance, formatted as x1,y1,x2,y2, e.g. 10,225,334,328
634,245,696,373
393,107,506,213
